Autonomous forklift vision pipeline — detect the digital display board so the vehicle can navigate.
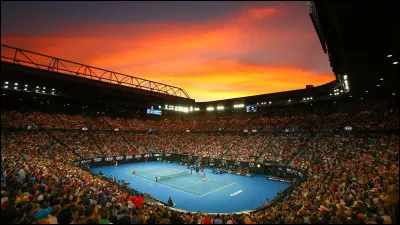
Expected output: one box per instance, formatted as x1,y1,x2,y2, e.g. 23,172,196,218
147,104,162,115
246,105,257,112
147,108,162,115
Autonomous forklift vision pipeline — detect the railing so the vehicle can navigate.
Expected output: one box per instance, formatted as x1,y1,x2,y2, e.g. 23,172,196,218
1,44,191,99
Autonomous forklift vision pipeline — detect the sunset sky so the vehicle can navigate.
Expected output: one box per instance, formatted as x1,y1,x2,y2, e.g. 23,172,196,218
1,1,335,102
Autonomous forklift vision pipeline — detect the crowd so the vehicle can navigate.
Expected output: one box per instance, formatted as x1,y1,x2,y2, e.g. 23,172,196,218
1,108,399,224
51,131,104,159
1,109,398,132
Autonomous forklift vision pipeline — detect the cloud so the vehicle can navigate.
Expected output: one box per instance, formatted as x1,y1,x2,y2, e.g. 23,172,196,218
1,3,334,101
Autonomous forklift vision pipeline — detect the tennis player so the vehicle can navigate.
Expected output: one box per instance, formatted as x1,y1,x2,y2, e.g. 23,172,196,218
203,173,207,183
115,161,118,168
132,170,136,177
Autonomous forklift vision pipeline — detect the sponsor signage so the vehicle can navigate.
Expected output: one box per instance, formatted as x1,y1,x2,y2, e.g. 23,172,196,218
93,158,102,162
105,157,114,161
344,126,352,131
126,155,133,160
230,190,243,197
116,156,124,160
81,159,92,165
286,168,304,177
267,176,291,183
249,162,255,168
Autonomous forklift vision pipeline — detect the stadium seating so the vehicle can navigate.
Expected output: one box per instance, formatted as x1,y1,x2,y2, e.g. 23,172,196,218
1,109,398,224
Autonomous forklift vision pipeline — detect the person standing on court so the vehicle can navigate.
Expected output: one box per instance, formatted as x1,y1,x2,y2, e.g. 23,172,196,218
167,197,174,207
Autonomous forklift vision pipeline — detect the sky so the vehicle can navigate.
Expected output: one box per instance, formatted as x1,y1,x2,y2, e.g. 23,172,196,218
1,1,335,102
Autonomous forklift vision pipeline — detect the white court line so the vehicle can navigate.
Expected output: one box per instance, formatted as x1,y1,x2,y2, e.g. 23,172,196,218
127,165,238,197
182,181,204,188
133,173,203,197
206,177,235,184
198,182,237,198
135,169,175,175
159,181,205,195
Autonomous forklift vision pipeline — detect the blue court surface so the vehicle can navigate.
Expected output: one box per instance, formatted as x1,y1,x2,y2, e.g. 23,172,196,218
91,161,290,213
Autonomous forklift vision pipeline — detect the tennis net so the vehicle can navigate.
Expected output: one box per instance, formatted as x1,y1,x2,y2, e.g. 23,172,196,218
156,171,190,182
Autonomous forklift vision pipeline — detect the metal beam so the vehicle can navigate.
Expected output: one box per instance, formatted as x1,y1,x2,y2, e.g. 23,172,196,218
1,44,191,99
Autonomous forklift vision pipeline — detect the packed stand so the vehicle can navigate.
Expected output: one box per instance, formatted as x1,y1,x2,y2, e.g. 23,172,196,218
1,133,398,224
1,110,35,128
258,134,308,164
51,131,104,158
91,132,133,156
227,134,272,162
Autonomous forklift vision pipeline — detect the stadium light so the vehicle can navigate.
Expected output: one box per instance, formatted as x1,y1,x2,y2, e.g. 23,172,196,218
392,92,395,96
394,62,398,65
365,90,368,93
43,87,46,89
387,54,392,57
350,96,352,98
194,108,200,111
217,106,224,110
377,84,380,87
303,98,305,101
380,78,384,81
4,85,8,88
25,84,28,87
288,99,291,103
233,104,244,108
343,75,347,79
14,87,17,89
24,88,27,91
330,94,332,96
14,83,18,86
4,81,8,84
206,107,214,111
310,97,313,100
269,101,272,104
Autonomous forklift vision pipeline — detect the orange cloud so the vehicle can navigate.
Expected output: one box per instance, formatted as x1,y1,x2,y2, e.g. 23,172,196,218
1,4,335,101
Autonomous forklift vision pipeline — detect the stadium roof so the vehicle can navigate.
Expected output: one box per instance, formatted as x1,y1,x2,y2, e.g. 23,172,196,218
309,1,399,98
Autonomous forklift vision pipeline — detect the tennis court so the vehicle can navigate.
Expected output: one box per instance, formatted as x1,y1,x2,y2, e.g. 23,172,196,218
91,161,290,213
134,167,236,197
